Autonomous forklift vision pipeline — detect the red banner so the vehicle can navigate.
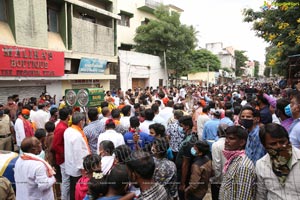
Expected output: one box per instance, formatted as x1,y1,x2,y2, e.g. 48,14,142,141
0,44,65,77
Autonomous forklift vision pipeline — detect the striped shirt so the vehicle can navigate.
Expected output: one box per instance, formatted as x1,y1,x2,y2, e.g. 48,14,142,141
83,120,102,154
219,155,256,200
138,183,168,200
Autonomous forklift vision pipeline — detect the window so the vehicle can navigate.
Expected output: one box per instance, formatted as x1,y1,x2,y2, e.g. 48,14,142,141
47,7,59,32
80,13,96,23
0,0,7,21
141,18,150,25
118,14,130,27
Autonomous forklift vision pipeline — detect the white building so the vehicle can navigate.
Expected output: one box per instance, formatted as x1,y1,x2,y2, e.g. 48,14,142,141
119,50,166,91
205,42,236,77
259,62,266,76
115,0,183,90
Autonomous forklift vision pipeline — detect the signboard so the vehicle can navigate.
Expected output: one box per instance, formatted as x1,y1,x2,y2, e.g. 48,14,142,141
0,44,65,77
79,58,107,73
65,88,105,107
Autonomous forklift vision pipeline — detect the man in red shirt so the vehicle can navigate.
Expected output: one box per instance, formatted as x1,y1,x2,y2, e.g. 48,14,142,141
51,107,70,200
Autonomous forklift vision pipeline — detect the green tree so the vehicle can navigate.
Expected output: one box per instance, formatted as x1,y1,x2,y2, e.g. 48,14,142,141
265,45,286,76
187,49,221,74
243,0,300,76
254,60,260,77
235,50,249,76
134,5,197,85
222,67,232,73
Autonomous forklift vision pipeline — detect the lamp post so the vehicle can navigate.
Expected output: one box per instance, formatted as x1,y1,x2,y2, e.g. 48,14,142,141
164,50,168,88
207,63,209,91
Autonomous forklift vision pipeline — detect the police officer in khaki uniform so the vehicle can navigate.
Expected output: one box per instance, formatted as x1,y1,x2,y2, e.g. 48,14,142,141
0,104,13,151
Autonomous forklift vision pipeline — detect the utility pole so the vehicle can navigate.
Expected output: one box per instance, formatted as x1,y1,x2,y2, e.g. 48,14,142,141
164,50,168,88
207,63,209,91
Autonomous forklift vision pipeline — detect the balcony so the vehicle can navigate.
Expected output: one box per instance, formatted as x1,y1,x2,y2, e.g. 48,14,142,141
72,18,114,56
137,0,163,14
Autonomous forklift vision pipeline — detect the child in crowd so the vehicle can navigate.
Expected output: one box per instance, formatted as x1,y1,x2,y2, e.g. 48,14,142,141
75,154,101,200
99,140,115,175
113,144,132,164
85,164,135,200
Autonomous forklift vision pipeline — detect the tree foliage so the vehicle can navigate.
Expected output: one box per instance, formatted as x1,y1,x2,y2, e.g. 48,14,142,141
187,49,221,74
134,5,197,77
243,0,300,76
235,50,249,76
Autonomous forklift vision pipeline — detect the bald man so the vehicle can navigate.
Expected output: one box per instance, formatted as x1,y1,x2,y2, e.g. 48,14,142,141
15,137,56,200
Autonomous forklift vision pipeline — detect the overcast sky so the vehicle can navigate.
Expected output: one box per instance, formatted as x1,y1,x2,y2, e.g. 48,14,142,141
165,0,269,63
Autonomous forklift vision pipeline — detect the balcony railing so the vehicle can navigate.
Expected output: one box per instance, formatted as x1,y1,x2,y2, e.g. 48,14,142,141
137,0,163,13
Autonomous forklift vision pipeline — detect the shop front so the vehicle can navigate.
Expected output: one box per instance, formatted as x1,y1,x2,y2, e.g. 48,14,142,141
0,44,65,104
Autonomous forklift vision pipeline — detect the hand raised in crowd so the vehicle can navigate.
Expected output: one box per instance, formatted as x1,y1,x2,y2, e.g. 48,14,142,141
133,133,140,144
269,104,275,114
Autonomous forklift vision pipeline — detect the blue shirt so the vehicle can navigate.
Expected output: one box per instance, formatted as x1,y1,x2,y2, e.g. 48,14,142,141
289,118,300,148
220,117,234,126
202,118,220,141
124,130,154,150
260,106,272,124
83,120,102,154
245,125,266,165
202,118,220,149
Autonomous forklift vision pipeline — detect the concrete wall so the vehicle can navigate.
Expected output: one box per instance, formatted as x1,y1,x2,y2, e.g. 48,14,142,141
46,81,63,104
119,50,166,91
14,0,48,48
72,18,114,56
188,71,218,84
218,54,236,70
117,0,157,47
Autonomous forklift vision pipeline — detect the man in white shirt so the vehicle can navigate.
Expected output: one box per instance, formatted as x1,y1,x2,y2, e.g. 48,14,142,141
64,112,90,200
15,137,56,200
15,108,34,151
139,109,155,135
256,123,300,199
97,119,125,151
196,106,210,140
120,105,131,130
179,85,187,99
159,100,174,123
151,104,167,130
211,123,228,200
30,103,50,129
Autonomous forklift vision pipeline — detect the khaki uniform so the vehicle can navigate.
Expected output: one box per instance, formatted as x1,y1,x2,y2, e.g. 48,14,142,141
0,115,12,151
0,176,15,200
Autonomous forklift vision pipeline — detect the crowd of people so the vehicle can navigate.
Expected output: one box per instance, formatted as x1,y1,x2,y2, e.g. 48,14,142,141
0,80,300,200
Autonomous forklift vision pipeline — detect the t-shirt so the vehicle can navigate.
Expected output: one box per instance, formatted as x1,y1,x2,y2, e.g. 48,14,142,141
124,131,153,150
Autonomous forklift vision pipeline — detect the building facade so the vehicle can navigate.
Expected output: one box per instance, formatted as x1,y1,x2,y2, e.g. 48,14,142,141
119,50,166,90
0,0,118,103
205,42,236,79
114,0,183,91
